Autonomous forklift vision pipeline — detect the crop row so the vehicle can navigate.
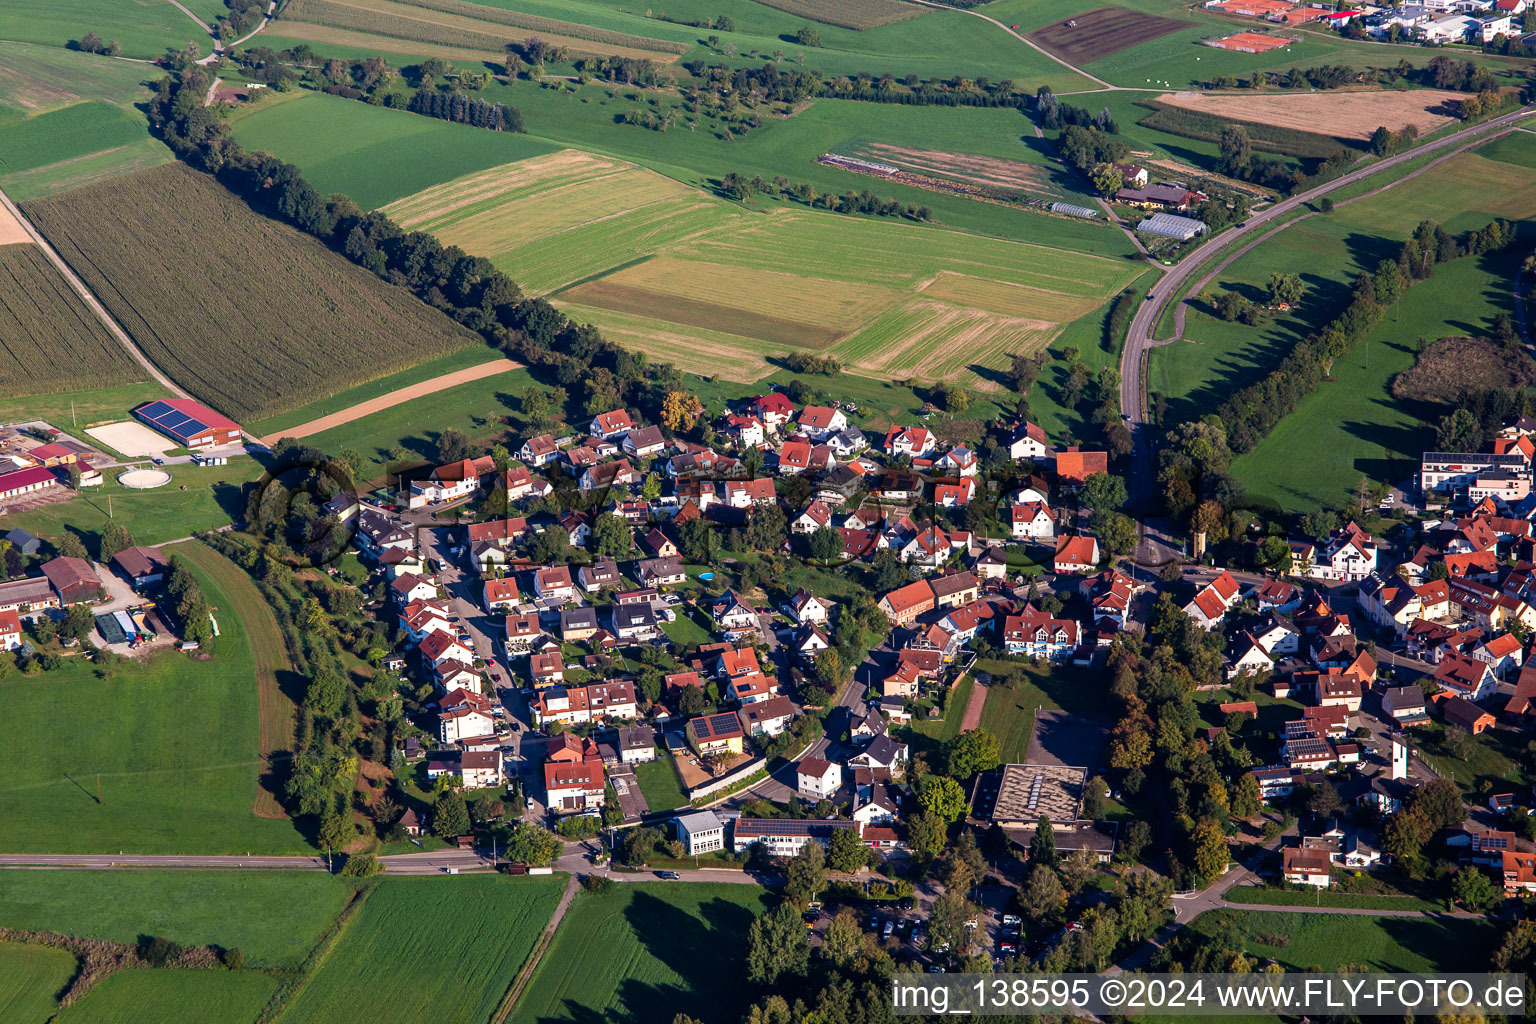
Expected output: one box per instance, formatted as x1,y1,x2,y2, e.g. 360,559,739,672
0,244,143,396
22,164,481,421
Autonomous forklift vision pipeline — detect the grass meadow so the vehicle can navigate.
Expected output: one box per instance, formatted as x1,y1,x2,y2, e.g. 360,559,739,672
0,941,76,1024
0,557,307,854
55,969,279,1024
0,871,350,967
517,883,773,1024
634,755,689,812
0,0,214,61
1184,910,1500,972
274,875,563,1024
5,461,262,549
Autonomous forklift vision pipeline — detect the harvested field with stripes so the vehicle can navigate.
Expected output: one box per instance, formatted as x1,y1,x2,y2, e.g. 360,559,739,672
1152,88,1468,142
387,150,1141,387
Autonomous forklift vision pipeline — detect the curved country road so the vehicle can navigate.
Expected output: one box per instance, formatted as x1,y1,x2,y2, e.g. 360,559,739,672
1118,104,1536,510
903,0,1114,91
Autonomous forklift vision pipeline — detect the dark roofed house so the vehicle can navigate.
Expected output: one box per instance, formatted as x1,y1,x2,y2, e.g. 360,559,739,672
40,556,100,604
111,545,169,590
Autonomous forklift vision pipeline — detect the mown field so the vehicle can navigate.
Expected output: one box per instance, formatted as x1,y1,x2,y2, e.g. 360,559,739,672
0,243,146,396
280,0,689,63
0,43,172,199
274,875,563,1024
384,147,1140,386
0,557,306,854
0,871,350,967
0,0,215,61
0,941,76,1024
1183,910,1500,973
749,0,926,30
5,460,262,547
228,91,561,209
23,163,483,422
55,969,279,1024
517,883,772,1024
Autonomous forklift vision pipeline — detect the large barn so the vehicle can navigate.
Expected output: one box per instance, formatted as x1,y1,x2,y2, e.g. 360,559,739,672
133,399,244,450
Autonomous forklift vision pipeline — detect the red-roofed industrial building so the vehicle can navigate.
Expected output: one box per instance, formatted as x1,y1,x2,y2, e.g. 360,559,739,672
134,399,243,449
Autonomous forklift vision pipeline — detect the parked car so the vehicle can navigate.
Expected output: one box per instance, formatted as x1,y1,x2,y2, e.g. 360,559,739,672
656,870,681,880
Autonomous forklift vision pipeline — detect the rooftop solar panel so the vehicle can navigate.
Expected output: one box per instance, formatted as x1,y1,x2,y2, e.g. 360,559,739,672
138,401,175,421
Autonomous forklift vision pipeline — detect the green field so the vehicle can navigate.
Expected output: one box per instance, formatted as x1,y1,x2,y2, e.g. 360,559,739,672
229,92,562,209
0,560,306,854
55,969,279,1024
0,243,147,397
0,40,161,118
634,756,689,812
23,163,484,421
1184,910,1500,972
517,883,772,1024
4,461,261,549
0,1,211,63
0,871,349,967
0,102,146,178
275,875,563,1024
0,383,170,432
0,941,76,1024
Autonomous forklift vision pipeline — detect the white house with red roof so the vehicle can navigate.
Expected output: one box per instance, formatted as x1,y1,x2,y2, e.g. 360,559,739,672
1008,422,1051,461
1002,605,1080,661
1435,651,1497,701
391,573,438,605
519,433,560,466
1184,570,1242,630
420,629,473,669
483,576,521,613
1308,522,1378,582
884,425,935,457
724,477,777,508
748,393,796,432
934,479,976,507
439,688,496,743
723,412,766,448
589,409,634,438
544,759,606,814
1052,535,1100,575
935,445,979,477
408,456,494,510
0,607,21,650
533,565,576,602
399,598,452,641
797,405,847,440
786,589,829,625
1011,502,1055,540
791,500,833,535
777,439,813,475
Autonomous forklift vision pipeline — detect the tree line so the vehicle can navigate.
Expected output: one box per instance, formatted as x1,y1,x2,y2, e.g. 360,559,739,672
718,172,932,222
406,87,523,131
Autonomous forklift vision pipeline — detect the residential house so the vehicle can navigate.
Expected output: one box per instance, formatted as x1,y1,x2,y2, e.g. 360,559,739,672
1184,570,1242,630
578,559,623,593
1003,606,1081,661
1052,535,1100,575
1435,652,1498,701
1282,846,1333,887
544,759,606,815
1054,447,1108,489
520,434,560,466
879,579,936,625
723,413,766,449
1473,632,1524,678
533,566,576,603
797,405,847,440
622,425,666,458
590,409,635,439
748,393,796,433
674,810,726,855
606,725,657,765
797,757,843,800
579,459,638,493
460,750,502,789
400,599,452,642
530,650,565,688
637,556,686,588
724,478,777,508
408,456,493,509
935,445,980,478
612,603,661,642
848,733,908,778
1382,685,1429,724
826,428,868,457
929,571,980,610
852,780,901,826
1082,569,1137,628
686,712,746,757
884,425,936,457
1357,573,1423,634
708,591,760,636
1442,695,1495,734
791,500,834,535
391,573,438,605
1308,522,1378,582
901,524,953,569
737,694,797,737
0,608,21,650
1008,421,1052,461
933,479,976,507
438,688,497,744
484,577,521,613
1011,502,1055,541
532,679,638,728
504,612,542,656
786,589,829,625
560,606,600,642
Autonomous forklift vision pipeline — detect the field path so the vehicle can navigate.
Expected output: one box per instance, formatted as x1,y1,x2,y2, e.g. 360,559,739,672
0,186,191,400
958,674,987,732
175,540,296,818
260,357,522,444
489,873,580,1024
903,0,1112,91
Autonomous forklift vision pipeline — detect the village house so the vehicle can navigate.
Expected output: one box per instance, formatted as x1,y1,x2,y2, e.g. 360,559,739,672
797,405,847,440
1281,846,1333,888
1184,569,1242,630
590,409,635,439
674,810,726,855
579,459,638,493
530,650,565,688
483,577,521,613
884,425,936,457
1052,535,1100,575
1003,606,1081,662
686,712,746,757
1008,421,1052,461
879,579,935,625
544,758,606,815
797,757,843,800
533,565,576,603
622,425,666,458
638,556,686,588
519,434,560,466
737,694,797,737
1011,502,1055,541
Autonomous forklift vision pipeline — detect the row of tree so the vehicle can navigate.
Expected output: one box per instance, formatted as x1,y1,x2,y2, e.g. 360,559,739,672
718,172,932,222
405,88,523,132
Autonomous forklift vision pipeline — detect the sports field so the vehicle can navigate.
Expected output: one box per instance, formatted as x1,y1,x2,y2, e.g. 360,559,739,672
55,969,279,1024
517,883,773,1024
0,871,349,967
385,149,1141,386
0,557,306,854
273,875,564,1024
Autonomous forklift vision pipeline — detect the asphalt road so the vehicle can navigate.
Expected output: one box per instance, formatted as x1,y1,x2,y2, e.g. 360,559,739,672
1118,105,1536,510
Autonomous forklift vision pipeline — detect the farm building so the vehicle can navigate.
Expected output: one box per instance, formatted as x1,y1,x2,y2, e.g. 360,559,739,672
26,439,94,466
40,556,101,604
0,465,58,501
133,398,244,450
112,545,169,590
1049,202,1101,219
1137,213,1208,241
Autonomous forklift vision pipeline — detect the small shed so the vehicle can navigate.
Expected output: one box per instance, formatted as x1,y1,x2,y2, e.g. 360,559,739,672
5,529,39,556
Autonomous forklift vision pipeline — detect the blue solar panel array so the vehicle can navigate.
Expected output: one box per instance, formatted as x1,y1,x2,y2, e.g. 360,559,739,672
138,401,211,439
